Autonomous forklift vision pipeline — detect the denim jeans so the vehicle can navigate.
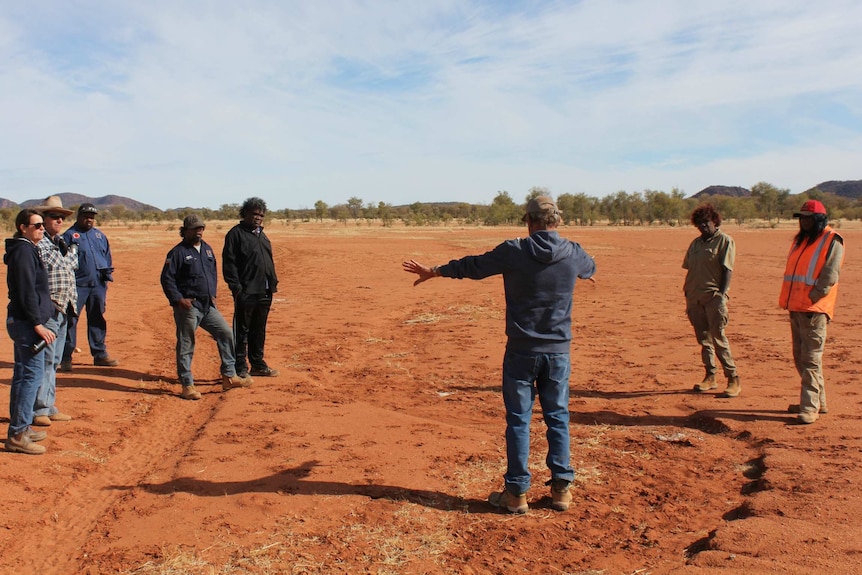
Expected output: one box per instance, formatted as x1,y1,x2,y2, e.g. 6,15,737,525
174,304,237,385
6,317,47,438
502,350,575,495
34,309,68,417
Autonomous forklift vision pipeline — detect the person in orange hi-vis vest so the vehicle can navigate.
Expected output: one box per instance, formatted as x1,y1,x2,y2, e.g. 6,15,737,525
779,199,845,424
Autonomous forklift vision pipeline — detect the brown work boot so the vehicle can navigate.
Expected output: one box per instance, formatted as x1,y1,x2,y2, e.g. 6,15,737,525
547,478,573,511
180,385,202,400
27,428,47,442
222,374,253,391
5,432,47,455
797,411,818,424
32,415,52,427
50,412,72,422
693,374,717,392
722,376,741,398
488,486,528,514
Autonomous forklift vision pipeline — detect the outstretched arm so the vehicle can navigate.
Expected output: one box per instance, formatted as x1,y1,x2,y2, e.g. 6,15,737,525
402,259,440,286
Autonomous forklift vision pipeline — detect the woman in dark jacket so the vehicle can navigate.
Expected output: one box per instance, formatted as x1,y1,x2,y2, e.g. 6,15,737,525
4,209,56,455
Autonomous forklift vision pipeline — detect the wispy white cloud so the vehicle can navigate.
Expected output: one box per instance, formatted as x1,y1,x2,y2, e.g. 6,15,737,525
1,0,861,209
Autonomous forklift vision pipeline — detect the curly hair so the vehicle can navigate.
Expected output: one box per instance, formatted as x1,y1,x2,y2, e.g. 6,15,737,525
239,197,267,218
690,204,722,228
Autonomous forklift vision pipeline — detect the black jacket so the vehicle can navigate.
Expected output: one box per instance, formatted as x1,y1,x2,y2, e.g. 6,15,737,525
4,237,54,326
222,223,278,297
161,239,220,311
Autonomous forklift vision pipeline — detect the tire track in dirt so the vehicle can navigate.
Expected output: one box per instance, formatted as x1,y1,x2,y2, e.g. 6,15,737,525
7,389,225,575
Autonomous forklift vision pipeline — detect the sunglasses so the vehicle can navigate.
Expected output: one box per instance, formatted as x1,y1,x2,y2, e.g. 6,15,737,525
45,213,65,220
27,222,45,229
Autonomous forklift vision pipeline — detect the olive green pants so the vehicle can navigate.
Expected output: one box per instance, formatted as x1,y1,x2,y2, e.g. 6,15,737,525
790,311,829,415
686,293,737,378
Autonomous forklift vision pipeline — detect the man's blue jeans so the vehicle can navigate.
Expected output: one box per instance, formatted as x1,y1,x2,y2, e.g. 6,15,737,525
6,317,46,438
502,350,575,495
173,304,237,386
34,309,68,417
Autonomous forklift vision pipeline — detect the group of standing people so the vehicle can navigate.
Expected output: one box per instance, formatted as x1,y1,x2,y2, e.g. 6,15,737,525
683,199,844,425
4,196,280,454
159,197,280,401
405,195,845,515
4,197,117,454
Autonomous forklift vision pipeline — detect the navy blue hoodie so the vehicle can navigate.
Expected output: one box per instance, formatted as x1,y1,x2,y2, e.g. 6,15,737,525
4,237,54,327
439,230,595,353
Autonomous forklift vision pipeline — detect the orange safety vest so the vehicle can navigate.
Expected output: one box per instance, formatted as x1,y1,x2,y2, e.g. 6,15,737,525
779,226,843,319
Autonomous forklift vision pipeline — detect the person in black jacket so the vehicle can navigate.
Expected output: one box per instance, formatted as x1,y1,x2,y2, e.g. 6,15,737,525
161,215,252,400
4,209,57,454
222,198,280,378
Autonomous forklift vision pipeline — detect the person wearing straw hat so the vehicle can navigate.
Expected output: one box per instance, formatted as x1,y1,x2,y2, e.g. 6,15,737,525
31,196,77,427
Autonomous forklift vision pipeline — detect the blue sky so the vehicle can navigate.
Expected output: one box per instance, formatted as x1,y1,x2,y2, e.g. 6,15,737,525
1,0,861,210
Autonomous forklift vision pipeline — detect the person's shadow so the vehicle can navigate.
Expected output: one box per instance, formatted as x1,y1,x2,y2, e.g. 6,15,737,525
108,460,560,513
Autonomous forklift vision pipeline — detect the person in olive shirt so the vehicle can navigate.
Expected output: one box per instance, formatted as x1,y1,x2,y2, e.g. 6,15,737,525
683,204,741,397
222,197,280,378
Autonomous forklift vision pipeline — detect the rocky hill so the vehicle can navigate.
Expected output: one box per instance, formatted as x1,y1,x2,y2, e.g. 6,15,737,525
692,180,861,200
804,180,862,199
1,194,160,212
691,185,751,198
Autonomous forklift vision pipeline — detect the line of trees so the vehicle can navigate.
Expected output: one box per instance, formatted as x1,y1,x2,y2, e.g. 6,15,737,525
3,181,860,232
295,182,862,227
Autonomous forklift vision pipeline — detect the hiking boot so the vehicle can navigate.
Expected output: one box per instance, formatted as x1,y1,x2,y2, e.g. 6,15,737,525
250,366,279,377
58,360,72,372
5,432,46,455
722,376,741,398
222,374,253,391
788,404,829,415
797,411,818,424
27,428,47,442
547,478,573,511
180,385,202,400
693,374,717,392
94,356,120,367
32,415,52,427
49,412,72,422
488,487,528,514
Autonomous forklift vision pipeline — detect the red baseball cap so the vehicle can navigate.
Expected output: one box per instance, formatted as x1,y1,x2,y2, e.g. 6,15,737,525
793,199,827,217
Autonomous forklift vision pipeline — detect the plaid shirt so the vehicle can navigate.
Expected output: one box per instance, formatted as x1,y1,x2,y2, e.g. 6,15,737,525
37,235,78,313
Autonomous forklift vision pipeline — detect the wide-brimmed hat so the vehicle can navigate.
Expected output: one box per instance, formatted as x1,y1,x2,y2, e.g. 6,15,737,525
793,199,827,218
33,195,74,217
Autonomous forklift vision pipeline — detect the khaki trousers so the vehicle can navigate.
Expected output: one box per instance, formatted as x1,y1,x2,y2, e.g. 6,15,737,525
686,293,737,378
790,311,829,414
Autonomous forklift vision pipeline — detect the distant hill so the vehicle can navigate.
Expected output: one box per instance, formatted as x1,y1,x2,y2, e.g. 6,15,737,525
805,180,862,199
691,186,751,199
9,194,161,213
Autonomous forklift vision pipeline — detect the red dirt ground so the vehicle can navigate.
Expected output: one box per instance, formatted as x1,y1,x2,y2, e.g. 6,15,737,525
1,221,861,575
